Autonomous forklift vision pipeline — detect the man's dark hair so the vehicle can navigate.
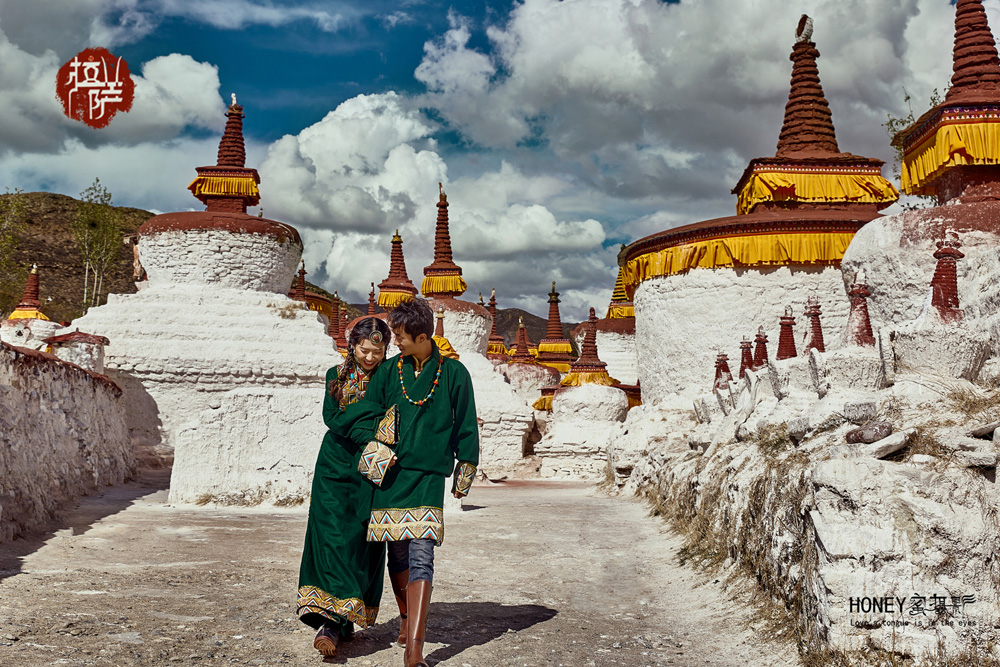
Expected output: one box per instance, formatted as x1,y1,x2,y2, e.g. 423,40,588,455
388,298,434,340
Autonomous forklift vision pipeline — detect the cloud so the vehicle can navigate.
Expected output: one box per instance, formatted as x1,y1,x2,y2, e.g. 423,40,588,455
415,0,955,205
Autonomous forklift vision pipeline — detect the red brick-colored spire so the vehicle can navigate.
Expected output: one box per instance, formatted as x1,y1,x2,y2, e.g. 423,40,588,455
338,311,350,350
775,16,840,157
569,308,607,373
713,353,733,391
293,261,306,302
19,265,40,309
328,292,340,339
487,287,508,360
377,229,418,308
930,232,965,323
803,296,825,353
217,99,247,167
435,307,445,337
739,337,754,379
537,280,576,370
753,326,769,369
776,306,798,360
846,270,876,347
545,281,565,339
367,282,376,316
188,95,261,214
421,184,467,298
509,317,535,363
947,0,1000,102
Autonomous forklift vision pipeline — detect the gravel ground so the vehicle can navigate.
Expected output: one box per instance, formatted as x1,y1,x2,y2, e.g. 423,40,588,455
0,470,801,666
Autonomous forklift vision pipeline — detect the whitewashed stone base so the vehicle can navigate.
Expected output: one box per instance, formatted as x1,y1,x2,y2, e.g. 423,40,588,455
536,384,628,479
72,284,341,504
0,318,63,351
572,330,637,384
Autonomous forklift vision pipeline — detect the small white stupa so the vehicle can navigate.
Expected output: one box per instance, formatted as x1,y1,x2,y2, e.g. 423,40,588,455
73,97,342,503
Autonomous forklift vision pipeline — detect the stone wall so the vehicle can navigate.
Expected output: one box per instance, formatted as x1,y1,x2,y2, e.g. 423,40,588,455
634,265,849,405
0,343,134,543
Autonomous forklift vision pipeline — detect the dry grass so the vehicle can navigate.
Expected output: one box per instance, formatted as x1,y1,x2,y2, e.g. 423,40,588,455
902,426,954,467
754,422,793,456
945,385,1000,420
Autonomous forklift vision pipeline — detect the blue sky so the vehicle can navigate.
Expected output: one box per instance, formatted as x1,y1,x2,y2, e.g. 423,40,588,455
0,0,969,319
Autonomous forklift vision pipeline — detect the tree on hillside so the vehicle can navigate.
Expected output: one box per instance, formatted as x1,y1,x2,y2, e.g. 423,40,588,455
0,188,28,315
73,178,122,311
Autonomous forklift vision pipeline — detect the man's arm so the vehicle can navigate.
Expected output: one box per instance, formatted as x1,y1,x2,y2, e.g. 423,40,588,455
448,362,480,497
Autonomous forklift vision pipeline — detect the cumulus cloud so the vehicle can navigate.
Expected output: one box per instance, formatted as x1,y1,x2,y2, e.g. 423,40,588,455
416,0,956,205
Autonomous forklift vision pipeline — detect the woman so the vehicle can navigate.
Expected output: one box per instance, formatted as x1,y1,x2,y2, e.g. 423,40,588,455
296,316,393,658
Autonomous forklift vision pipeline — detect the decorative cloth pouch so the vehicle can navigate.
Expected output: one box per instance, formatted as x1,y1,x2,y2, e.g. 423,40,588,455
358,406,399,486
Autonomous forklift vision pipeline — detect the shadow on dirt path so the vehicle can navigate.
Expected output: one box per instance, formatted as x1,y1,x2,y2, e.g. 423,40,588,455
0,467,170,584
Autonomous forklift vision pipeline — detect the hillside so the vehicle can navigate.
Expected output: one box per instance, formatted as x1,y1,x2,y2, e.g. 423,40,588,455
1,191,578,344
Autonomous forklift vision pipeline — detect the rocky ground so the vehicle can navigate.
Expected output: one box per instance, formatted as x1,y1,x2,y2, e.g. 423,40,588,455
0,471,800,667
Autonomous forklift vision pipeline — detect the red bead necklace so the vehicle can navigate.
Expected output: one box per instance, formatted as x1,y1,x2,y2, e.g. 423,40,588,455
397,355,444,406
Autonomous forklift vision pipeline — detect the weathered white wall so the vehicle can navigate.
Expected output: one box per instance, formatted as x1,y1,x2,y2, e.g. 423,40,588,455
535,384,628,479
139,229,301,293
634,266,849,405
0,319,63,351
51,342,105,374
572,330,638,384
0,343,134,543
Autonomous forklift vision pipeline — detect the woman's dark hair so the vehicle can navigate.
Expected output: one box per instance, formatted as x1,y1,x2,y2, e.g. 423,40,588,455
387,298,434,340
330,316,391,401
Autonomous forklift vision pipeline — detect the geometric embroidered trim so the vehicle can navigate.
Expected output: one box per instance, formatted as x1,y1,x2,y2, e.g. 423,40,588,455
453,461,476,497
296,585,379,628
367,506,444,546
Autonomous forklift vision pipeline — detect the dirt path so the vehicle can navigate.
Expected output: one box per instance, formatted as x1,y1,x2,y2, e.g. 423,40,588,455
0,471,800,666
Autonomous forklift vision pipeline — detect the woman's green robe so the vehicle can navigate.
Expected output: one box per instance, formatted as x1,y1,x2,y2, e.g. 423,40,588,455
296,366,386,630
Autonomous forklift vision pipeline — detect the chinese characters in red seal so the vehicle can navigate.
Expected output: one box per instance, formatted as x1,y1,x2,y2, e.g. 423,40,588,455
56,47,135,129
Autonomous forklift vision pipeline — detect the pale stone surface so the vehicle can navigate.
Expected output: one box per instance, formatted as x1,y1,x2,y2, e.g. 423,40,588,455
535,384,628,479
0,342,134,543
573,329,638,384
72,282,341,504
140,229,302,293
50,340,106,374
859,428,912,459
841,210,1000,330
428,299,490,357
0,318,63,351
843,401,877,425
499,362,560,404
889,314,990,381
633,265,849,404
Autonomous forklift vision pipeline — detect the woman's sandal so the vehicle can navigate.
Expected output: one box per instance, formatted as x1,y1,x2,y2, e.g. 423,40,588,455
313,624,340,657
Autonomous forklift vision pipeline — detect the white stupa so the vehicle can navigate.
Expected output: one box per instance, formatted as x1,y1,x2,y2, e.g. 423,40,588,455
73,98,341,503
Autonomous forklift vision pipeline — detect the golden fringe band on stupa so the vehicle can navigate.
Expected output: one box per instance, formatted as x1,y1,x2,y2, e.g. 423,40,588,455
736,168,898,215
432,336,460,360
606,304,634,319
377,289,414,309
487,340,508,355
420,275,468,297
187,175,260,200
622,231,855,296
539,361,570,373
537,340,573,354
625,393,642,409
531,395,552,411
899,115,1000,195
560,371,619,387
7,308,49,321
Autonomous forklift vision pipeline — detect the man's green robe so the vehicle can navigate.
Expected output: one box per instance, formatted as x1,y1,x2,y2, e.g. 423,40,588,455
350,342,480,545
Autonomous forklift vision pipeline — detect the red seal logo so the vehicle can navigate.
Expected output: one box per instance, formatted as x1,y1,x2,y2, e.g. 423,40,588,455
56,48,135,129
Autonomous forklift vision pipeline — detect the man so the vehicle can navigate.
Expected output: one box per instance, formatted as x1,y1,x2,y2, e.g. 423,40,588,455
350,297,479,667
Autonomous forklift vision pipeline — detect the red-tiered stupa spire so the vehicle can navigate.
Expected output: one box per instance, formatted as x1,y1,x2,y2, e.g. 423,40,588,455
377,230,418,309
432,307,460,359
333,291,348,352
776,306,797,360
487,288,509,360
894,1,1000,200
713,353,733,391
6,265,50,321
846,271,876,347
738,337,754,379
775,16,839,157
292,261,307,302
803,296,825,353
536,281,576,372
367,283,377,316
421,184,467,299
561,308,616,386
508,318,536,364
753,327,769,369
930,233,965,323
328,293,340,339
187,95,261,214
948,0,1000,100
